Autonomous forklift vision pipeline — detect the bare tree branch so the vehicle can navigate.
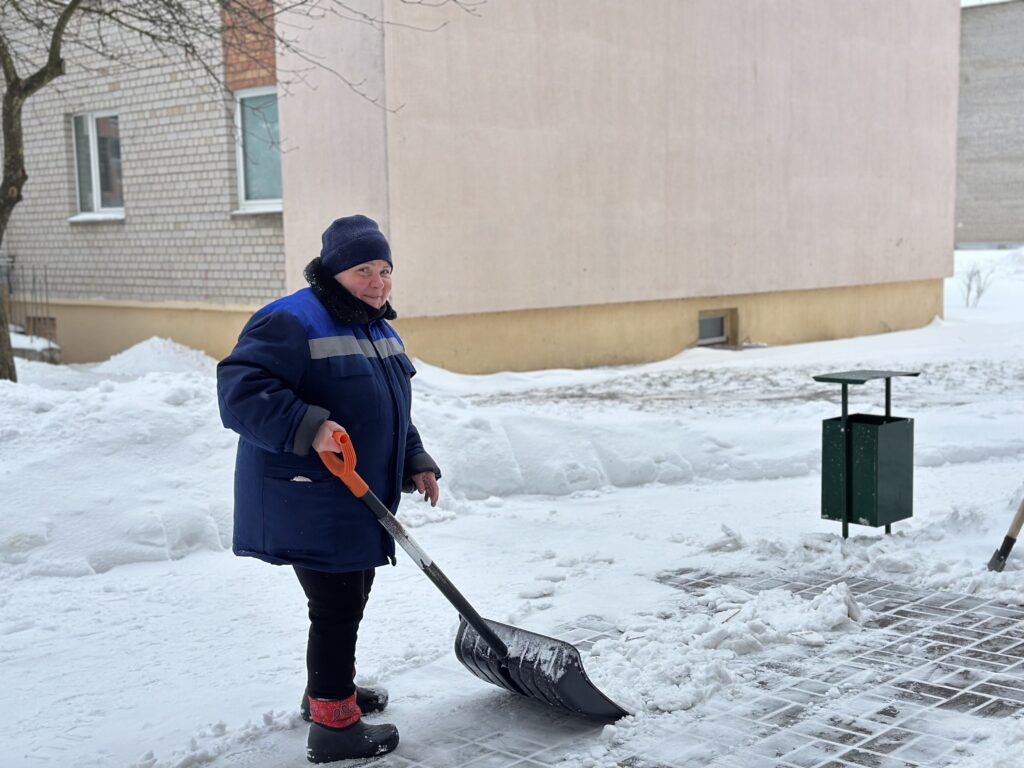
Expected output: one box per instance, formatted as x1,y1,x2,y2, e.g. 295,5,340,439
22,0,84,97
0,31,20,85
399,0,485,17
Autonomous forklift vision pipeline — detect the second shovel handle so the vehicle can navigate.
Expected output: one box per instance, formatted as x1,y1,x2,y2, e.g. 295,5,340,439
1008,497,1024,539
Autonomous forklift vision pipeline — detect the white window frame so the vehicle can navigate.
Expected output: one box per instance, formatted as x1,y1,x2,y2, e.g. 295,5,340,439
70,109,125,222
697,312,729,346
234,86,282,214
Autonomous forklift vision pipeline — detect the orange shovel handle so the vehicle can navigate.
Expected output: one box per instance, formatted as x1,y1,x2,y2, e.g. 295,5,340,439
317,429,369,498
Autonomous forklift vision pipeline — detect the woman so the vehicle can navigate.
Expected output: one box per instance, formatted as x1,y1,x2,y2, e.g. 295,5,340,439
217,215,441,763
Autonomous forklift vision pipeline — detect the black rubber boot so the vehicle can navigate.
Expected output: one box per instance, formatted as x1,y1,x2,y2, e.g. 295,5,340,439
301,685,389,721
306,720,399,763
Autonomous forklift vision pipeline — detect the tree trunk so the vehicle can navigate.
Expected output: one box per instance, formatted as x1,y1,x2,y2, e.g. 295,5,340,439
0,87,26,384
0,0,78,383
0,148,20,384
0,264,14,383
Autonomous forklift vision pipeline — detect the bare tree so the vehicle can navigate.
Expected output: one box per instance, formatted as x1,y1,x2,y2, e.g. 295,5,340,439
960,262,997,308
0,0,482,383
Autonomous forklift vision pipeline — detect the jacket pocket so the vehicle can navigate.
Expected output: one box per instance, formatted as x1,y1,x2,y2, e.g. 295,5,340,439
261,474,358,559
326,354,385,424
329,353,376,378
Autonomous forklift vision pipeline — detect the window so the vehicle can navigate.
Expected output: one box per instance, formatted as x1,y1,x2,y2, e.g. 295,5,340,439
697,310,734,346
72,111,124,217
235,87,282,212
25,315,57,341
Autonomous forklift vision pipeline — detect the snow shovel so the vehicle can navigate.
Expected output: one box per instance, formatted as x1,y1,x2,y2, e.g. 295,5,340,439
318,430,629,724
988,496,1024,572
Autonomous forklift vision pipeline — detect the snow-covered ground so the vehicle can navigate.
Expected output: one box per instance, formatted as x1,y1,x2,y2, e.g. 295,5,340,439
2,250,1024,767
9,329,58,352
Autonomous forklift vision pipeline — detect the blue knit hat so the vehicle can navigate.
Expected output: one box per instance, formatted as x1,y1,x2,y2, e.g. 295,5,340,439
320,215,392,275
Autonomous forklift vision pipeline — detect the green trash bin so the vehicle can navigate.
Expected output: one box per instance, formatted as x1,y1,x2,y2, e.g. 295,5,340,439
813,370,920,539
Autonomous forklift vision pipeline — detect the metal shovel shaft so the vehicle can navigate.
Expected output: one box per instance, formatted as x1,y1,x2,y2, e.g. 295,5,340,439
318,431,509,657
361,486,512,660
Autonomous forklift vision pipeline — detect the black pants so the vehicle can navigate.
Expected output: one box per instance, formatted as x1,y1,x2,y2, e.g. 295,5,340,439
293,566,376,701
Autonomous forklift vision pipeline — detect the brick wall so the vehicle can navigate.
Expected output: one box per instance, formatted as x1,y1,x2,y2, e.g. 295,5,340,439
223,0,277,91
0,12,286,306
956,0,1024,244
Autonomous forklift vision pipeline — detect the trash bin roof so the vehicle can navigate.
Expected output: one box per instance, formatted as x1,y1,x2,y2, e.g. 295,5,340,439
812,370,920,385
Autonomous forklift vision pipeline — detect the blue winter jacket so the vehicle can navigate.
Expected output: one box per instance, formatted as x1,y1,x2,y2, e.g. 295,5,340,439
217,285,431,572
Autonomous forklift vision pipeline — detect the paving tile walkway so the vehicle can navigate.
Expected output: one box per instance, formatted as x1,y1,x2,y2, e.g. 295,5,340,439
366,571,1024,768
660,569,1024,768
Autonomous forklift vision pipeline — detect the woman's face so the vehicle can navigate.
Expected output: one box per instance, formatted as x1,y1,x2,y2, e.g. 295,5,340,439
335,259,392,309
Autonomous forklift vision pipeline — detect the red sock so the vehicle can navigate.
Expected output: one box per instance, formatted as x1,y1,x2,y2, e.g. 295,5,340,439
308,692,361,729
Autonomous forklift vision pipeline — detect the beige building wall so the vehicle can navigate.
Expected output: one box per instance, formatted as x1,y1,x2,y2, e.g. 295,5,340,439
376,0,958,317
394,278,944,374
277,0,390,289
31,276,942,371
274,0,958,372
33,299,254,365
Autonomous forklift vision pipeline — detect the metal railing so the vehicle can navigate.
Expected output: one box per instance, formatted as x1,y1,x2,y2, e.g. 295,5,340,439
1,257,57,343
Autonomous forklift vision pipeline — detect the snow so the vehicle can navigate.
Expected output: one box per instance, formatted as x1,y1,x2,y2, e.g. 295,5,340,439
961,0,1019,8
90,336,217,377
3,249,1024,766
9,329,58,352
587,582,866,715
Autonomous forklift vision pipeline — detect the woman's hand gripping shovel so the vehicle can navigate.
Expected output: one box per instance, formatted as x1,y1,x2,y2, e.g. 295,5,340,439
319,430,629,723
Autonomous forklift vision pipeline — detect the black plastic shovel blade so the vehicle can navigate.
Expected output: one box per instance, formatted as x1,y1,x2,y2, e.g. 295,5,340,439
454,617,629,723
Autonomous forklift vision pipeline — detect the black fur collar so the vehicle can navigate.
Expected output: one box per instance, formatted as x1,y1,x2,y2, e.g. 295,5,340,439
304,257,397,324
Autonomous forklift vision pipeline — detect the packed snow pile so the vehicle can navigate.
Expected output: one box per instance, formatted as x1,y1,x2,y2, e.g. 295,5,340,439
90,336,218,376
0,358,233,577
9,329,58,352
413,405,815,500
586,583,866,715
